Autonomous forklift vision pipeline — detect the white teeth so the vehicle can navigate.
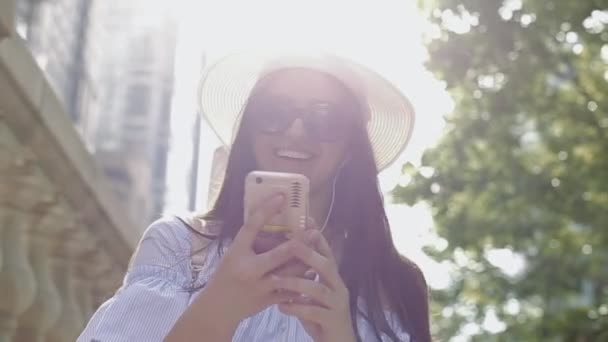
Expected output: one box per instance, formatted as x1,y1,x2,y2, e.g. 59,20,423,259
276,149,312,160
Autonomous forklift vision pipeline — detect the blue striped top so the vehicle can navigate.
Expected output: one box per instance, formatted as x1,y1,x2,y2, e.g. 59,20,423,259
78,216,411,341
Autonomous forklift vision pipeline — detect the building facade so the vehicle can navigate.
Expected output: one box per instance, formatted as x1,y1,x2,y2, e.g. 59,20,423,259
15,0,93,122
15,0,179,231
1,1,136,340
87,0,177,228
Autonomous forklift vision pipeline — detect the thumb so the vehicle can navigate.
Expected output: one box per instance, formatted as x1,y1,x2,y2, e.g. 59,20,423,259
235,193,285,248
306,217,320,231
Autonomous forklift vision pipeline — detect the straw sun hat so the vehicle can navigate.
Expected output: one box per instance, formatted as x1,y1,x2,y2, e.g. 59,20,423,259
197,51,415,171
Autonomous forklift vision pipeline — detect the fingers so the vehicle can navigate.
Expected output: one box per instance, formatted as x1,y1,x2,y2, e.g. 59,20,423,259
271,276,335,309
266,290,296,306
309,230,337,263
289,239,343,291
272,260,310,278
235,193,285,247
278,302,328,325
306,217,320,231
254,238,300,274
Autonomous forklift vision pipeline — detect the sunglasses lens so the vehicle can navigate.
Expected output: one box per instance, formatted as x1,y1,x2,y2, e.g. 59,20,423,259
307,103,352,141
249,101,293,134
248,98,355,141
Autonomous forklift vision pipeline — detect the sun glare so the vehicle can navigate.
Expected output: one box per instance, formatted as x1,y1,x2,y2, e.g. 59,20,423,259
167,0,454,288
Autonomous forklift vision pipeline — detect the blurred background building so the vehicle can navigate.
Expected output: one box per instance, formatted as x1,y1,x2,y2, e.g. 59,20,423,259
14,0,179,231
1,0,199,340
15,0,92,123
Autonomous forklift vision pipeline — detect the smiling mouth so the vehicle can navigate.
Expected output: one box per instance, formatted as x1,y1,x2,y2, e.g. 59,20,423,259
274,149,313,161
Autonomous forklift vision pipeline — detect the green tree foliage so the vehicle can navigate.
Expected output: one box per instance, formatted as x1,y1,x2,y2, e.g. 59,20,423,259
394,1,608,340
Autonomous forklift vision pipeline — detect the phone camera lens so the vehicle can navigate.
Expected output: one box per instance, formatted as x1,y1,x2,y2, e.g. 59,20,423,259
255,177,263,184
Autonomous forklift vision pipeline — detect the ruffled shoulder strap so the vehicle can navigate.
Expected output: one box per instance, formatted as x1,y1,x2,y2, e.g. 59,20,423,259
174,213,220,286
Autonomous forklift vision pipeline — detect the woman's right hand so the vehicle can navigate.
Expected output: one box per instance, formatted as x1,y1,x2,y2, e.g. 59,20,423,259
166,193,310,341
198,193,301,325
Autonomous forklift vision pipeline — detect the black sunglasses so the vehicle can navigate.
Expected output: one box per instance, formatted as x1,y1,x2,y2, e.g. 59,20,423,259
245,96,360,142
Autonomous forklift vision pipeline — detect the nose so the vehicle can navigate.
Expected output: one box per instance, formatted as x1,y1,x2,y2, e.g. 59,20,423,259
283,118,307,139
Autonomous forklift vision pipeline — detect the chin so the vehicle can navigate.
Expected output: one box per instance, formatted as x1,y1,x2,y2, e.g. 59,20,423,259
274,164,310,176
265,157,313,176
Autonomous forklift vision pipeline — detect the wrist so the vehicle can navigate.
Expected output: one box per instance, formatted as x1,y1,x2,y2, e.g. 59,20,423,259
195,285,242,333
166,285,240,342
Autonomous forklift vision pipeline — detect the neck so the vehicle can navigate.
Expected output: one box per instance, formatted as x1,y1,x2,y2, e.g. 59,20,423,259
310,185,344,236
310,186,332,231
309,183,345,261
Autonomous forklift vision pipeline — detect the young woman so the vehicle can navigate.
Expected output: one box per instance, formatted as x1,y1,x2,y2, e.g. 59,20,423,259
78,52,431,342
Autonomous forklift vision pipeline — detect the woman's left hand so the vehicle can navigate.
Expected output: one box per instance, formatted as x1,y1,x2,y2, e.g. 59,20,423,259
273,229,357,342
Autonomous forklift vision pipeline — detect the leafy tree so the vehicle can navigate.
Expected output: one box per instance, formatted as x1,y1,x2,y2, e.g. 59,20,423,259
395,1,608,340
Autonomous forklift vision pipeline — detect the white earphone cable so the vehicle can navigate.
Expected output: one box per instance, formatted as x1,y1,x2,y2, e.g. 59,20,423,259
319,159,347,233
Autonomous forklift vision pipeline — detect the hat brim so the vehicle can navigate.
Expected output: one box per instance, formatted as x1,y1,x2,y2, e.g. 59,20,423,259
197,51,415,171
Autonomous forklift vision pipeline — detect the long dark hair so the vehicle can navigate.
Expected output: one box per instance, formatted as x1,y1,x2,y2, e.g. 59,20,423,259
201,70,431,341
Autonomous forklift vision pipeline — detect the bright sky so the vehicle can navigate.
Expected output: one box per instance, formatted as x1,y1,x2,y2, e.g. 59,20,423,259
164,0,455,289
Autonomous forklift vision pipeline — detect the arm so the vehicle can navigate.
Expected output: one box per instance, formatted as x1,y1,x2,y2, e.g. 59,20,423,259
167,194,310,341
78,217,200,342
164,286,239,342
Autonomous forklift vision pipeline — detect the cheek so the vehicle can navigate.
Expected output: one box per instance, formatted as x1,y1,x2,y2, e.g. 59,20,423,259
311,144,348,184
251,135,274,168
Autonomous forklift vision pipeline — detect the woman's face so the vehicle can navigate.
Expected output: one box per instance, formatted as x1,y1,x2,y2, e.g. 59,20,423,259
247,69,359,192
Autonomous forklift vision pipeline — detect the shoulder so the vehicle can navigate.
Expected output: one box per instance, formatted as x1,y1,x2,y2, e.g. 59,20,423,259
128,215,195,270
139,216,193,248
79,217,198,341
129,214,225,274
391,256,431,341
399,255,428,292
123,215,218,288
377,257,427,309
136,213,221,250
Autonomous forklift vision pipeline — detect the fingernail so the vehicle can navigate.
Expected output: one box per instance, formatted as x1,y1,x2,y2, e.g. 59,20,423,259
305,230,318,242
304,269,316,279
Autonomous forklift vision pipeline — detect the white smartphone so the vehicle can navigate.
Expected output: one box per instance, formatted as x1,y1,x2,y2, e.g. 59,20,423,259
244,171,310,234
